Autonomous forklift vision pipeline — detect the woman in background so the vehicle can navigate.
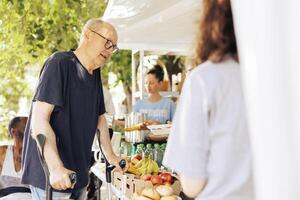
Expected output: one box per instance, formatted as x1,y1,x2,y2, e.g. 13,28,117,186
133,65,175,124
163,0,254,199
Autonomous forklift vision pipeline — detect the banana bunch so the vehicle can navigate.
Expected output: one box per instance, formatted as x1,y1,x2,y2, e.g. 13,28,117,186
135,157,160,176
127,163,140,175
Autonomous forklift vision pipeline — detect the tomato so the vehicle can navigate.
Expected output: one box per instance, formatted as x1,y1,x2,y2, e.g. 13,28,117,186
150,175,163,185
159,172,173,184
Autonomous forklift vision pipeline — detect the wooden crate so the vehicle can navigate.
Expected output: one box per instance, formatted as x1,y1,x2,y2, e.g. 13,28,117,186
113,171,182,198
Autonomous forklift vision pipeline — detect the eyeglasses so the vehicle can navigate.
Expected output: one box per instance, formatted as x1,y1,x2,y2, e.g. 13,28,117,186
89,29,119,53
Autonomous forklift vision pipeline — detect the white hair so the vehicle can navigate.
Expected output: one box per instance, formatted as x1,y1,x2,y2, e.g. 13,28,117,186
78,18,104,45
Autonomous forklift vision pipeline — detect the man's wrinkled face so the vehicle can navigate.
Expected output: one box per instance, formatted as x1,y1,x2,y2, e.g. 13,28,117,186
88,24,118,68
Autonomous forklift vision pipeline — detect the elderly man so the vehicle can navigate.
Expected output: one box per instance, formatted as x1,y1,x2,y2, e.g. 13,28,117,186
21,18,126,200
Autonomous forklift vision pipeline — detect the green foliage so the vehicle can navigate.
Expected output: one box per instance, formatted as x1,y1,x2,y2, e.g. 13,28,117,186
0,0,108,140
104,50,132,90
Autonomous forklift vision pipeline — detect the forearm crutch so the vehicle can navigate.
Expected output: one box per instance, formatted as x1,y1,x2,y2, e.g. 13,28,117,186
36,134,77,200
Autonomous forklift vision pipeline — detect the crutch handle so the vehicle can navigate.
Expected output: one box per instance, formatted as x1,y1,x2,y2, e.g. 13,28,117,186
35,134,52,200
36,134,46,154
69,172,77,184
119,159,126,170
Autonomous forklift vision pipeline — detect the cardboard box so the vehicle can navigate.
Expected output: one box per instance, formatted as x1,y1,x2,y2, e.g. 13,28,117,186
113,171,182,198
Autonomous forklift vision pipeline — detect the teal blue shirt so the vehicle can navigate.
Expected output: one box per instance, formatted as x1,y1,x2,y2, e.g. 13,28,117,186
133,98,176,124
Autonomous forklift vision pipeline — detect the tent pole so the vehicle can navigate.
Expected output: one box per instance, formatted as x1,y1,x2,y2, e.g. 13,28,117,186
131,50,136,106
139,50,145,99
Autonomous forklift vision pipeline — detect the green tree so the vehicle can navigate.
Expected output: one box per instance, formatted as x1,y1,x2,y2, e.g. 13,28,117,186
0,0,108,140
103,50,132,109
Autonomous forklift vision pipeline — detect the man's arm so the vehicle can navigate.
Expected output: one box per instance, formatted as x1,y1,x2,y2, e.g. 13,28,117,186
97,114,128,171
0,146,7,175
180,175,206,198
31,101,74,190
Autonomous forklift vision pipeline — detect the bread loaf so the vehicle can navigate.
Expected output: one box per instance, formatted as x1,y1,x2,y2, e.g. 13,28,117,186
160,195,178,200
156,185,174,197
141,187,161,200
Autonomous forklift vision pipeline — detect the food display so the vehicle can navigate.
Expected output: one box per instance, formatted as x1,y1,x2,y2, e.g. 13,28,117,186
126,149,160,176
132,184,180,200
124,121,161,132
113,124,181,199
141,172,174,186
147,124,172,135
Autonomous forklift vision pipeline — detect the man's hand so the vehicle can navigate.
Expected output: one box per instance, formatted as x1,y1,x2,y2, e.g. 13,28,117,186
49,165,76,190
110,154,129,172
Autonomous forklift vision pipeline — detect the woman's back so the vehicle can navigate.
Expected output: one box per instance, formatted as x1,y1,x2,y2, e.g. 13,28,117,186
164,58,254,200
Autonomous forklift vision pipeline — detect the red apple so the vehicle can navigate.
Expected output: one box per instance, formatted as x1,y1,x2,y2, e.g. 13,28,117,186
150,175,163,185
134,154,142,161
159,172,173,184
142,174,152,181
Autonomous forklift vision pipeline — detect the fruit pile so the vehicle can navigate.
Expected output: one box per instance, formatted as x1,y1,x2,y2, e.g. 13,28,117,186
127,154,159,176
141,172,173,186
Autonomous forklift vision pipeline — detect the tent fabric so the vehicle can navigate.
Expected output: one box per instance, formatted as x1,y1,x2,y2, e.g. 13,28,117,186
103,0,200,54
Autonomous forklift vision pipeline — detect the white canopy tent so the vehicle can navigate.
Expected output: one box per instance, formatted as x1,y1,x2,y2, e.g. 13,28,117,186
103,0,200,55
103,0,201,103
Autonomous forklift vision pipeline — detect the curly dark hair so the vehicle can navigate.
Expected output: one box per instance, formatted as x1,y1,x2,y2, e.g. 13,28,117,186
193,0,237,66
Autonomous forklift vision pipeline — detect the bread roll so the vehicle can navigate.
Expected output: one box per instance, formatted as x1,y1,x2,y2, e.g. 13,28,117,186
141,187,161,200
160,195,178,200
133,192,153,200
156,185,174,197
139,196,153,200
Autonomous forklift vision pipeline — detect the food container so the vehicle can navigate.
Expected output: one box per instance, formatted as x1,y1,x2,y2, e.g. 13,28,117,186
147,124,171,135
125,112,148,143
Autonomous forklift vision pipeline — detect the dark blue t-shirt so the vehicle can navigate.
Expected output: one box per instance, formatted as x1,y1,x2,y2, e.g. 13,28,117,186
21,51,106,192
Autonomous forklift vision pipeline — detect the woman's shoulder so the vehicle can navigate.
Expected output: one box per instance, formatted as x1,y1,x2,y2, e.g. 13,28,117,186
187,58,240,86
134,99,149,108
160,97,175,105
135,98,147,104
192,58,239,76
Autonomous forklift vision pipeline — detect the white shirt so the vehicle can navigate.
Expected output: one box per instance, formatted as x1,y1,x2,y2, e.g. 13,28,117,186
163,59,254,200
1,145,21,178
0,145,31,199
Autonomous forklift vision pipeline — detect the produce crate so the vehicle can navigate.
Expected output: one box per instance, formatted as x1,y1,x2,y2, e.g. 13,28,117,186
113,171,182,198
113,171,136,197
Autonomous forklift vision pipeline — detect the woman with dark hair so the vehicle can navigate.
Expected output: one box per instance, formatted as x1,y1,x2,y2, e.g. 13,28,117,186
133,64,176,124
163,0,254,199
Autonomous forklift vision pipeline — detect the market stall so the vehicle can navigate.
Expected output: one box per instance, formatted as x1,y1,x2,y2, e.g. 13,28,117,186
91,0,201,199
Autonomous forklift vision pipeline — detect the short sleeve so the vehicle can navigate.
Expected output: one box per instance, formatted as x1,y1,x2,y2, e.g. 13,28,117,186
33,56,65,107
163,72,210,180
